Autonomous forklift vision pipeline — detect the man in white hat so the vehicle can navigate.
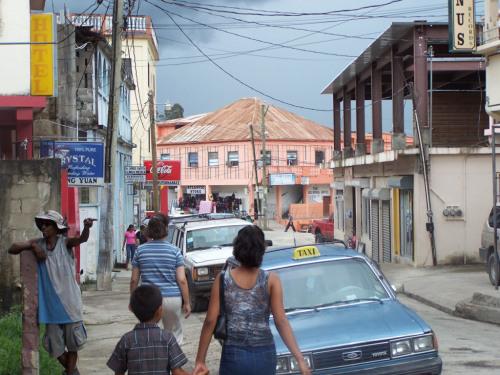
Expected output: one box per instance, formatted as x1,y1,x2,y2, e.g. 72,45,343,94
9,210,95,375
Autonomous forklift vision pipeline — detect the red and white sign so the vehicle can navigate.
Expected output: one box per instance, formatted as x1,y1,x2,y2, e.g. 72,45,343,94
144,160,181,186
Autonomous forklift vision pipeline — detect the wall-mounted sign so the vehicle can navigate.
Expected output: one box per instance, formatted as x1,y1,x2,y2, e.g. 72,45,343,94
448,0,476,52
125,165,146,183
269,173,296,186
144,160,181,186
186,186,206,195
31,13,55,96
40,141,104,186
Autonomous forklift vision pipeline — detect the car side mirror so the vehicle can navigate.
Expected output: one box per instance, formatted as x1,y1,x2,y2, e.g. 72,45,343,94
265,240,273,247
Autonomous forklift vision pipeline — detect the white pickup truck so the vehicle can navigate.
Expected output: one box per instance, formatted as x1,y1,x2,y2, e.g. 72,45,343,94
170,218,253,311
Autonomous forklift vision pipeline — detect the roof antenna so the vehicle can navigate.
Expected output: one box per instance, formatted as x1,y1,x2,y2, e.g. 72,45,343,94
293,231,297,247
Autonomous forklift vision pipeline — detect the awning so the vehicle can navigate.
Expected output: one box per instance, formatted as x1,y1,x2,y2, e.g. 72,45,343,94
388,176,413,189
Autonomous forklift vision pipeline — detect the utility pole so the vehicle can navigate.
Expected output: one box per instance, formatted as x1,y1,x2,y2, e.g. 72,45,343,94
149,90,160,212
260,103,269,230
249,124,261,225
97,0,124,291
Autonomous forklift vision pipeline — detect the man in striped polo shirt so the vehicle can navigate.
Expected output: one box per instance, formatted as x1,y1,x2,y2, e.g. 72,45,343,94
130,215,191,345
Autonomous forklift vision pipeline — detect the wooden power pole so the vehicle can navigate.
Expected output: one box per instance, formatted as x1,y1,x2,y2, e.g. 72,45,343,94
97,0,124,290
249,124,261,225
149,91,160,212
260,104,269,230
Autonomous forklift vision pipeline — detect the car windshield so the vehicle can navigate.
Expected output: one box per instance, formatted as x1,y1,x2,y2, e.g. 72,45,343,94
186,225,249,252
275,258,390,311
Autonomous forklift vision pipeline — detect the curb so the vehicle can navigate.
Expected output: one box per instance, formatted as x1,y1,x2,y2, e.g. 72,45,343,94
399,289,455,316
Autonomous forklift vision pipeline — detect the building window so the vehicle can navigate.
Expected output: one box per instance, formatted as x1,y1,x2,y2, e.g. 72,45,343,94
227,151,239,167
208,151,218,167
79,187,90,204
160,153,170,160
260,150,271,165
287,150,298,166
188,152,198,168
315,150,325,166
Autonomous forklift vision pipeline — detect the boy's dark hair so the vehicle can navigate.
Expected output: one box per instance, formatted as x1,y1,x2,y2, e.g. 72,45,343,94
139,225,146,230
153,213,169,227
146,216,167,240
130,285,162,322
233,225,266,268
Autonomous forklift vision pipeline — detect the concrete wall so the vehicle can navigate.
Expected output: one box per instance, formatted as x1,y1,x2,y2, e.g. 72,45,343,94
414,151,500,265
0,0,30,95
0,160,61,312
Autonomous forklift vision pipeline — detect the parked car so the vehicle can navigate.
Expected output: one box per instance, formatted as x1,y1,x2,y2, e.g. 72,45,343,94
479,205,500,285
311,214,334,243
260,243,442,374
166,213,236,243
170,218,253,311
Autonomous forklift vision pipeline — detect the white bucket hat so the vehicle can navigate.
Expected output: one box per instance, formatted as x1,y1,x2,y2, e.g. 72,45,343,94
35,210,68,231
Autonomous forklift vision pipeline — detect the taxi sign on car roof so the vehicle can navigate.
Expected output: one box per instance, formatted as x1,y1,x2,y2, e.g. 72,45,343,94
292,245,321,260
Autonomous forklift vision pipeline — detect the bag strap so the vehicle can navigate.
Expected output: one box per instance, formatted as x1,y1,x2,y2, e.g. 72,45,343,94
219,271,225,314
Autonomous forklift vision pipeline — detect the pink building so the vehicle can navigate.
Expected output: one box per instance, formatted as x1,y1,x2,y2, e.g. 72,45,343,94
156,98,335,221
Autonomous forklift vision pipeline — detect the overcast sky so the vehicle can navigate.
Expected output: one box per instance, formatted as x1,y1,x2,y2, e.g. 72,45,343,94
51,0,465,129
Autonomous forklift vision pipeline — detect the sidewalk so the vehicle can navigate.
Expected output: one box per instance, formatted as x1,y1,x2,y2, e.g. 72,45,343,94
381,262,500,324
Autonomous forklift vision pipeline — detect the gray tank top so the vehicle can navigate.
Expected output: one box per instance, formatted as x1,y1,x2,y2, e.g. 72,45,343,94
224,268,274,347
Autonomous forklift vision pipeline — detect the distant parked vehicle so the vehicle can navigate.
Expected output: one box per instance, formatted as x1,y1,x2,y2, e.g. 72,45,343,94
311,214,334,243
479,205,500,285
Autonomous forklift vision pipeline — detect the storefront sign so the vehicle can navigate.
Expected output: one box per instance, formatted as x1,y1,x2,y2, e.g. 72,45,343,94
144,160,181,186
125,165,146,183
186,187,206,195
40,141,104,186
31,13,55,96
269,173,296,186
448,0,476,52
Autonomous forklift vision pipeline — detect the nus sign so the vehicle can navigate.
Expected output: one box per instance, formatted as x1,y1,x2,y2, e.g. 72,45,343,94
449,0,476,52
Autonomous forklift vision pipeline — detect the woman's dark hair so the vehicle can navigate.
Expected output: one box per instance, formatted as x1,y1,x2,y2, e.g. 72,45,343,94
130,285,162,322
146,216,167,240
233,225,266,268
127,224,135,231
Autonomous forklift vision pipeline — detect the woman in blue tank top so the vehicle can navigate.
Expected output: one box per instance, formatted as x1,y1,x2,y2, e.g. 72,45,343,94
194,226,310,375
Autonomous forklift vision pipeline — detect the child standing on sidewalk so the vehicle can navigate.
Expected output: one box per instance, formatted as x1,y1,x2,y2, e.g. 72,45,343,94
107,285,205,375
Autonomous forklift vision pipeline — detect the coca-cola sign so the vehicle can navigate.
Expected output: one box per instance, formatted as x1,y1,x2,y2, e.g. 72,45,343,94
144,160,181,185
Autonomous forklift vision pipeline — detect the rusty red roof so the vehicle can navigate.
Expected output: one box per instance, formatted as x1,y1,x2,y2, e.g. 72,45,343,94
157,98,333,145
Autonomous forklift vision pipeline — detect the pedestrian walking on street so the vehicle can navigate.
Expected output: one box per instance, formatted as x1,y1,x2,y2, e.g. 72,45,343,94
194,226,311,375
284,214,296,232
107,285,201,375
130,216,191,345
8,210,95,375
135,224,148,245
122,224,137,269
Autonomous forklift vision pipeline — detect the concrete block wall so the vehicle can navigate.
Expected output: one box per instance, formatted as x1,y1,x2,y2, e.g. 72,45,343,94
0,160,61,313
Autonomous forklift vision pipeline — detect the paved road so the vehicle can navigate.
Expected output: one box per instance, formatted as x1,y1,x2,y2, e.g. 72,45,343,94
399,295,500,374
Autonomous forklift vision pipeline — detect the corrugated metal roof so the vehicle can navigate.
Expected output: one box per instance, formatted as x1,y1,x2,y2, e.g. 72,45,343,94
158,98,333,145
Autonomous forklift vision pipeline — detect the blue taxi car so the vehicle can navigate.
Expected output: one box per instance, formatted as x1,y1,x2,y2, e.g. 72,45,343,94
263,243,442,374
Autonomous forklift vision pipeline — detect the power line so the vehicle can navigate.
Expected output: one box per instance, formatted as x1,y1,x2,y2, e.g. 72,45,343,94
146,0,357,58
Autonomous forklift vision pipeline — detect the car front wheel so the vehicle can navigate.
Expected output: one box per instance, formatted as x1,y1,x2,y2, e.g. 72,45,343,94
315,232,325,243
488,252,500,286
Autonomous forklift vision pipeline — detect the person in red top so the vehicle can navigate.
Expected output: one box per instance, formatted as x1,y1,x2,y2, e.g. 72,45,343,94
122,224,137,270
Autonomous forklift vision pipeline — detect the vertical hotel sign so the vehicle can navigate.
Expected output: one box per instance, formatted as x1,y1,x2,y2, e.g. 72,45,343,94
31,14,55,96
449,0,476,52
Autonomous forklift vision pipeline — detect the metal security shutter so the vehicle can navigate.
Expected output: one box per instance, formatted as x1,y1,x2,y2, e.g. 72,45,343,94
371,200,379,263
382,201,391,263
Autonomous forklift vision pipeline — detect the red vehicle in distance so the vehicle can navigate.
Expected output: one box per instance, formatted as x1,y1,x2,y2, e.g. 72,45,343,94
311,213,334,243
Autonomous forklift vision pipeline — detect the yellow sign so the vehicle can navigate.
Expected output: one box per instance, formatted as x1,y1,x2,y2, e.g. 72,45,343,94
449,0,476,52
292,246,321,260
31,13,54,96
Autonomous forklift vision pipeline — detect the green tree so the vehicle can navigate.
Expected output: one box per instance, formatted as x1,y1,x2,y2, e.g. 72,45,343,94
164,103,184,120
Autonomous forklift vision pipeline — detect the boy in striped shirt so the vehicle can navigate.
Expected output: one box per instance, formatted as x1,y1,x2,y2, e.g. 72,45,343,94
107,285,202,375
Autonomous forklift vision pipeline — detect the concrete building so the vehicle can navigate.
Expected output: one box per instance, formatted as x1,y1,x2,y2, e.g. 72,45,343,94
0,0,47,159
321,22,492,266
157,98,335,221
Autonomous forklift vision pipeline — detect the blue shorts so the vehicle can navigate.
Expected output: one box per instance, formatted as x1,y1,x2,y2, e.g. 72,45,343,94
220,344,277,375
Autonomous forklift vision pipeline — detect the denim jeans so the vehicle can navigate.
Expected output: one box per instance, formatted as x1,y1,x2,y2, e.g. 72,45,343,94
220,344,277,375
126,244,136,263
